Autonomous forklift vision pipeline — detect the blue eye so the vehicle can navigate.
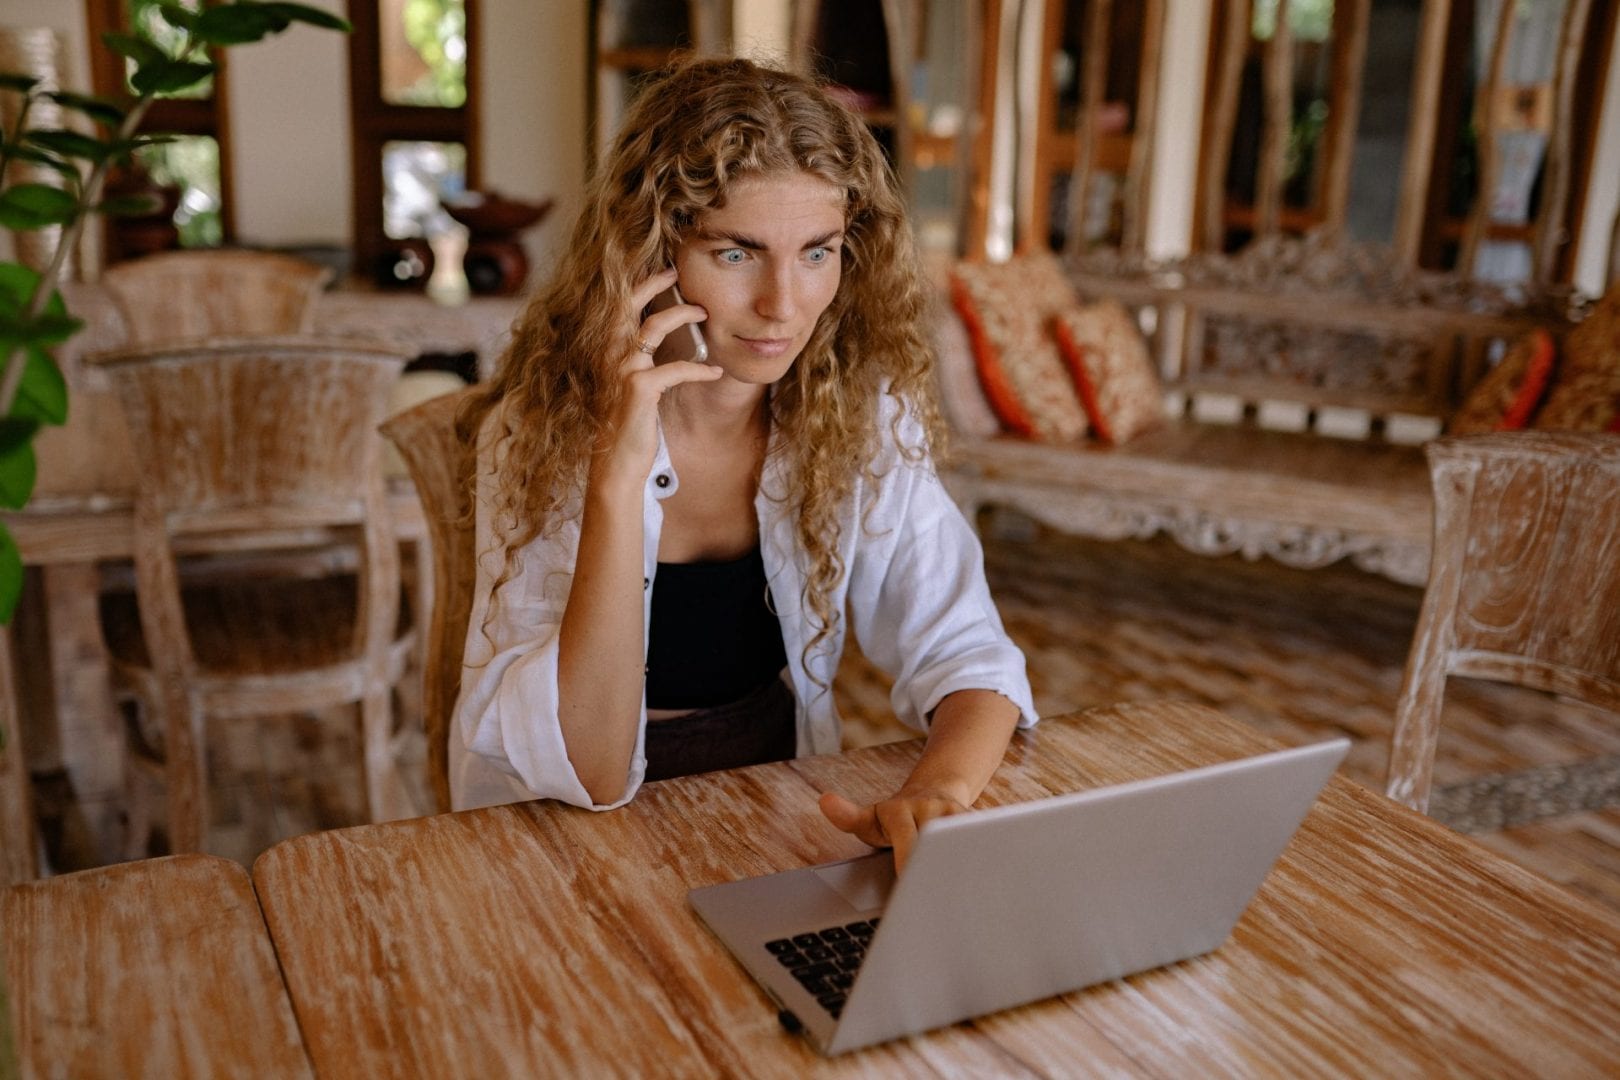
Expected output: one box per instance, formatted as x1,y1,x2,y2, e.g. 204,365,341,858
717,248,747,265
806,247,831,264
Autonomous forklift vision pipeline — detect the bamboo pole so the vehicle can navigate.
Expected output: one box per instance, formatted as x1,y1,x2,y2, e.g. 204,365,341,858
1201,0,1252,251
1320,0,1370,239
1254,0,1295,239
1393,0,1456,267
1122,0,1166,255
1534,0,1594,284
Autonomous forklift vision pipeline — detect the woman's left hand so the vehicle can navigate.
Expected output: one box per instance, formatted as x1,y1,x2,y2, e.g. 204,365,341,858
818,787,970,874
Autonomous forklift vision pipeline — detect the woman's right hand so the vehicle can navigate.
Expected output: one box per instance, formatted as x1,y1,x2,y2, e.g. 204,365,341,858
592,267,720,491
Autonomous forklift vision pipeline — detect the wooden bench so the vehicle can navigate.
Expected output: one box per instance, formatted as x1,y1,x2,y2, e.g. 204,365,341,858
938,240,1583,585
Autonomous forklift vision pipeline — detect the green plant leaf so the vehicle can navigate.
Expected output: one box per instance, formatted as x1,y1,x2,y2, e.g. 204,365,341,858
0,74,40,94
101,33,167,68
10,348,68,426
5,146,81,184
193,4,286,46
41,90,127,127
125,134,180,150
154,2,201,32
0,420,38,509
24,129,117,164
261,3,353,32
0,184,78,230
0,522,21,626
131,58,215,96
0,417,34,455
94,193,164,217
0,264,74,333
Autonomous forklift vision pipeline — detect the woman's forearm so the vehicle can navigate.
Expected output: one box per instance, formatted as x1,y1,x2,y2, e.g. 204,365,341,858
901,689,1022,806
556,469,647,803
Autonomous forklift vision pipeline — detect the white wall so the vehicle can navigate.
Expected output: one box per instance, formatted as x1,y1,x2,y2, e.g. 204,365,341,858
226,0,351,246
477,0,587,280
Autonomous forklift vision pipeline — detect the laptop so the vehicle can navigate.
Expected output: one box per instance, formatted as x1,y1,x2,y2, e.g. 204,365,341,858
689,737,1349,1056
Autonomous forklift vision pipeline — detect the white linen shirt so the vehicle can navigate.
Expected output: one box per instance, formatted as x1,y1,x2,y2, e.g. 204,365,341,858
450,396,1038,811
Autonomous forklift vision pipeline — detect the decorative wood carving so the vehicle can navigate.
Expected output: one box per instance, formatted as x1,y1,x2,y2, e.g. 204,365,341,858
947,472,1431,586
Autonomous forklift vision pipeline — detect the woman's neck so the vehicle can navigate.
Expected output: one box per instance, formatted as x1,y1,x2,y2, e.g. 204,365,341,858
660,378,770,445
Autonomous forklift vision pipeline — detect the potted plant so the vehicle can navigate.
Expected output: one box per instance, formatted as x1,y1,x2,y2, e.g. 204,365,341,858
0,2,352,626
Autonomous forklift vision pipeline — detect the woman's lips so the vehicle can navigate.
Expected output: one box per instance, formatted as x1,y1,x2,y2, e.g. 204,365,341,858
737,336,794,358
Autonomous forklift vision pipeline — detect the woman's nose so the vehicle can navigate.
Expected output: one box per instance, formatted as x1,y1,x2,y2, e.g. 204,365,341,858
754,266,797,322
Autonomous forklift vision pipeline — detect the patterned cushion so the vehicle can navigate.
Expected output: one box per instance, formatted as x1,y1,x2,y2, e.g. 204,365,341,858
1052,300,1164,445
932,298,1002,439
1449,328,1557,435
1563,282,1620,378
1531,369,1620,434
950,254,1089,442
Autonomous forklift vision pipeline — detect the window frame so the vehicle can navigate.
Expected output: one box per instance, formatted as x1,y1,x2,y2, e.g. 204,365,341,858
346,0,482,274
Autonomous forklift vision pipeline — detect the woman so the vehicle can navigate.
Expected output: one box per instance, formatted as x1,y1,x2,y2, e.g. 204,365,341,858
454,56,1036,869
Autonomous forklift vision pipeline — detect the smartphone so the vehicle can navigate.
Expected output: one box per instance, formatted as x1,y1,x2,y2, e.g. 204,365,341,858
645,283,709,366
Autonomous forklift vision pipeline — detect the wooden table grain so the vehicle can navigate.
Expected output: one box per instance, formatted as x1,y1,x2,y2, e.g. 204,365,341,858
1,853,313,1079
251,701,1620,1077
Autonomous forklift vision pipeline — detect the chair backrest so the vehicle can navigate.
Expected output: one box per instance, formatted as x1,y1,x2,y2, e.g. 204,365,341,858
380,387,479,813
102,249,332,344
87,337,413,684
1386,432,1620,811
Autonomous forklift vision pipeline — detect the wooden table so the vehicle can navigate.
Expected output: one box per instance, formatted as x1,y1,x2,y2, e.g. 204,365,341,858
1,853,313,1078
251,701,1620,1076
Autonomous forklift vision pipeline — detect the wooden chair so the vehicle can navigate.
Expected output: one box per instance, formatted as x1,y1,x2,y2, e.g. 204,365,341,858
87,337,418,853
1386,432,1620,823
380,388,479,813
101,249,331,344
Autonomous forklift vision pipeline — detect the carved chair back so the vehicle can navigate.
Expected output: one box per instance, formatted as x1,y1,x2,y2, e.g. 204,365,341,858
380,387,478,813
102,249,332,344
88,337,414,850
1386,432,1620,812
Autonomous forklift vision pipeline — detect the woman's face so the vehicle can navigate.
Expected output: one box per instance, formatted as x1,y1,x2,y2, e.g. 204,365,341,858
672,171,846,385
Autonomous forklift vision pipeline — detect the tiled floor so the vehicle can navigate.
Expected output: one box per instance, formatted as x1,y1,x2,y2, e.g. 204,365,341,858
32,523,1620,914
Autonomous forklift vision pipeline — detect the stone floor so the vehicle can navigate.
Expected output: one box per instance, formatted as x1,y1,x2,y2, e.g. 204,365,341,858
31,524,1620,914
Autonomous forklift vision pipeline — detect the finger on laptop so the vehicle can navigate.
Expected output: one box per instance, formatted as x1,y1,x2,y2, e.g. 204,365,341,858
818,791,889,849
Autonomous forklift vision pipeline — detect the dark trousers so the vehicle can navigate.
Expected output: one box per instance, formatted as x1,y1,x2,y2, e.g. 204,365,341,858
643,677,798,783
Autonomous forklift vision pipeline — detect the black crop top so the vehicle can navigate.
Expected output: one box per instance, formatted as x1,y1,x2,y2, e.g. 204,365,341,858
644,546,788,710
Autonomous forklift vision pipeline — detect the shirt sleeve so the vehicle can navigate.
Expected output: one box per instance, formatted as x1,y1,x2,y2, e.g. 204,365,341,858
451,434,646,811
844,404,1039,732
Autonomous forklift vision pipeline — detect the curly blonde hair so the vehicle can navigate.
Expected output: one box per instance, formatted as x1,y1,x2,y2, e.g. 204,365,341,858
465,55,944,676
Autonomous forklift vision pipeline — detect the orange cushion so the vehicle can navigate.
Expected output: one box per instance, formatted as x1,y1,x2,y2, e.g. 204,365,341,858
1531,369,1620,434
950,255,1089,442
1449,328,1557,435
1052,300,1163,445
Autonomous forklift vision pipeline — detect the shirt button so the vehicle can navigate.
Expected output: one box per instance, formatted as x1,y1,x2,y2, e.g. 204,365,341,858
643,577,650,590
655,473,671,488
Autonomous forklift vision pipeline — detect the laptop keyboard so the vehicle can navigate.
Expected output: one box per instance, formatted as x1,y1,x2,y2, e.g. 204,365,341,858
764,918,879,1019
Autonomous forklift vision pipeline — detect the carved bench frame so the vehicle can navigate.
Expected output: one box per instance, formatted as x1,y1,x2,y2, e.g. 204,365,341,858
941,240,1583,586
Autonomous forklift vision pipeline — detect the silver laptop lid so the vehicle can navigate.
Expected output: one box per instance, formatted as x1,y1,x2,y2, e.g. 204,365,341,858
692,738,1349,1056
